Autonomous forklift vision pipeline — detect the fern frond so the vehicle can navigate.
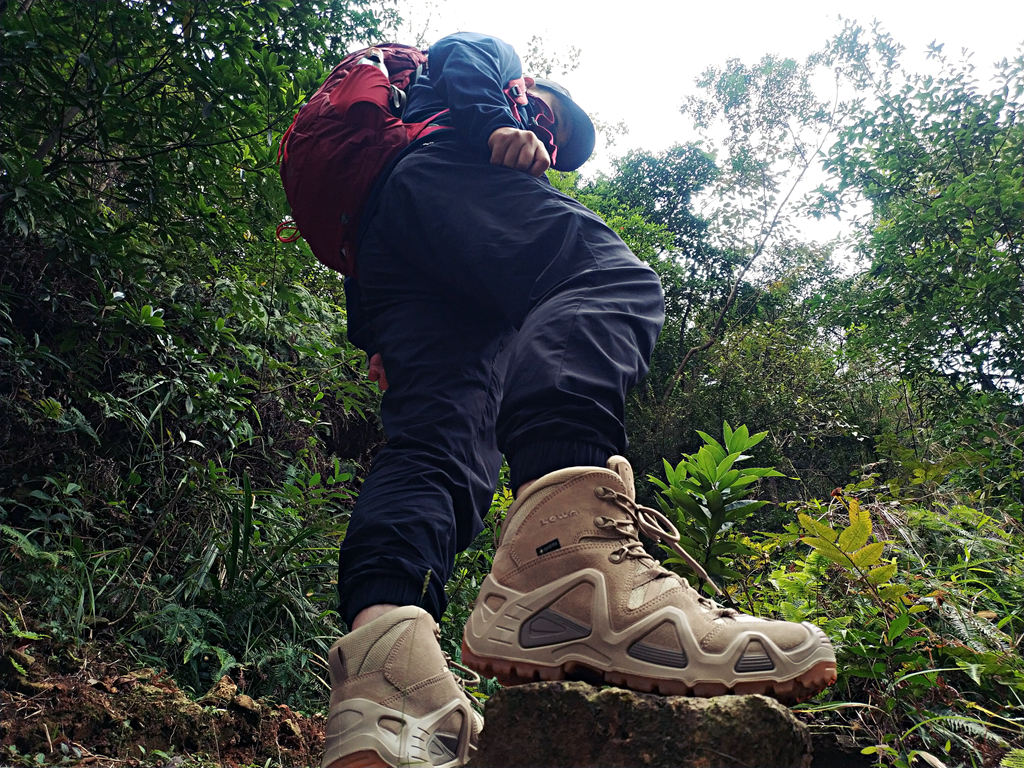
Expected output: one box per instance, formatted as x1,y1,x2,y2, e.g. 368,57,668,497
999,748,1024,768
939,603,1010,652
930,714,1009,747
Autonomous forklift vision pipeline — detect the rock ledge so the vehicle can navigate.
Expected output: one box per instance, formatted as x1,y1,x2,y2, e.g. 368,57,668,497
473,681,812,768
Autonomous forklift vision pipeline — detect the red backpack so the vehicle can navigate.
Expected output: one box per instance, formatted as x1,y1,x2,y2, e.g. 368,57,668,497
278,44,447,275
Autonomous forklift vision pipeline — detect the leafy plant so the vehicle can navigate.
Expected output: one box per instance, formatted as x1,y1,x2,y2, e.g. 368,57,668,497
650,422,782,589
765,486,1024,767
798,495,917,639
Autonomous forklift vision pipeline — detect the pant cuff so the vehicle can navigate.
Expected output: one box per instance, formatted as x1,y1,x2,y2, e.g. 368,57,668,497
339,575,444,628
507,440,612,493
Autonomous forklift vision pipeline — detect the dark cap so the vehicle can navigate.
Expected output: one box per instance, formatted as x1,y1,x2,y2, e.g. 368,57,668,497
529,77,596,171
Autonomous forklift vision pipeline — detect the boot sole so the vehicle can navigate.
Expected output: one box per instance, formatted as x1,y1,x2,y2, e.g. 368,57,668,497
462,571,837,704
322,693,477,768
461,642,836,703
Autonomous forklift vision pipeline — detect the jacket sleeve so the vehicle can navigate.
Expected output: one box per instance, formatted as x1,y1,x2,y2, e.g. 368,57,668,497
426,32,527,149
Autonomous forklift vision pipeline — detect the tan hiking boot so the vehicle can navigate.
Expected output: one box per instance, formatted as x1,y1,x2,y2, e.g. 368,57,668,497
462,457,837,703
323,606,482,768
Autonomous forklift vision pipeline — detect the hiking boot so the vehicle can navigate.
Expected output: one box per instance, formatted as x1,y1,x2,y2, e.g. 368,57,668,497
323,606,482,768
462,457,837,703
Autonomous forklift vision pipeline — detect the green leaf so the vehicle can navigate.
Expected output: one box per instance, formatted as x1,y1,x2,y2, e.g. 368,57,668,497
741,428,769,452
695,430,727,462
724,500,766,521
886,612,911,643
799,513,838,543
851,541,884,569
670,479,704,496
878,583,911,602
696,447,719,481
802,535,853,567
728,423,751,451
715,453,740,481
867,562,897,585
997,748,1024,768
837,499,871,551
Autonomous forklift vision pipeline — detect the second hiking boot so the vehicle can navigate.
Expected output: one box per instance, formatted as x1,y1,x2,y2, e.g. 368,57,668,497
462,457,837,703
323,606,482,768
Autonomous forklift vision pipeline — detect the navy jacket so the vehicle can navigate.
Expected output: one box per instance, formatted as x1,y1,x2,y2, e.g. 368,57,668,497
404,32,537,158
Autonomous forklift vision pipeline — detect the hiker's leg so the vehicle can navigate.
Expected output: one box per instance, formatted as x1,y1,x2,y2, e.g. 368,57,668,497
366,143,664,484
493,218,664,490
329,215,501,768
336,189,511,628
336,297,508,626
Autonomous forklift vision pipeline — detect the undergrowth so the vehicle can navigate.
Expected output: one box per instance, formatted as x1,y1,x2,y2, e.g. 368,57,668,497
761,486,1023,766
0,235,381,709
652,427,1024,767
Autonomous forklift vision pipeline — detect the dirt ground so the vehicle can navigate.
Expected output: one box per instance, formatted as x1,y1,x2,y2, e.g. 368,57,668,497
0,630,325,767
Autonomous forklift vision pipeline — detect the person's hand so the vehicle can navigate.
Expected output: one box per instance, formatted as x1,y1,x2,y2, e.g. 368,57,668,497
488,127,551,176
368,352,389,392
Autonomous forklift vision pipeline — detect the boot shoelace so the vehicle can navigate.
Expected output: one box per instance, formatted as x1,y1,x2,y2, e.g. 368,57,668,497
445,654,482,691
432,623,482,691
594,486,738,617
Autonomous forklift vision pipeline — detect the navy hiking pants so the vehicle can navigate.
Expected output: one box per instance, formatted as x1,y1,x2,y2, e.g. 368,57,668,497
338,142,665,625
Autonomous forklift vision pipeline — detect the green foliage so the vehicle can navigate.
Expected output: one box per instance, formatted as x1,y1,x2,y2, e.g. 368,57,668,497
756,486,1024,766
0,0,396,262
0,1,394,705
799,497,910,619
602,145,718,255
0,233,382,706
824,23,1024,400
650,422,782,589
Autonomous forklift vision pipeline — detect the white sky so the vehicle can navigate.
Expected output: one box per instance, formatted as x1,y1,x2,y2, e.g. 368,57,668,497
397,0,1024,167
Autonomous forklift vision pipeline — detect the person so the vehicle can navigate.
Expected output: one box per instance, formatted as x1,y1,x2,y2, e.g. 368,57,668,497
321,31,836,768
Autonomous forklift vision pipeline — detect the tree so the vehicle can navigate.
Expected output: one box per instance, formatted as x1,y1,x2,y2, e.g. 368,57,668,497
0,0,395,278
824,22,1024,399
597,55,849,483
